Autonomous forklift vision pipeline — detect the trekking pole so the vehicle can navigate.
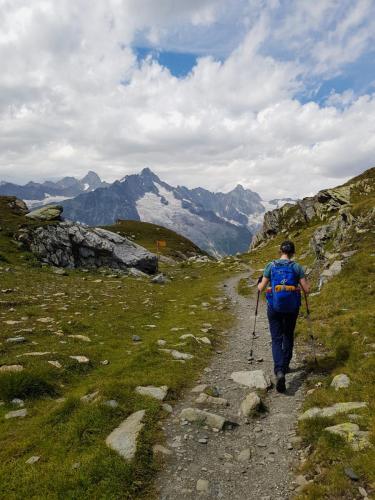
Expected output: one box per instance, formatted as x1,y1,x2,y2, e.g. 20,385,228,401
303,289,318,365
249,288,261,360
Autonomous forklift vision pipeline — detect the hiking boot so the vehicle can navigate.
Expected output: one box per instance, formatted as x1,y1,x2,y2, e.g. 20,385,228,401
276,371,286,393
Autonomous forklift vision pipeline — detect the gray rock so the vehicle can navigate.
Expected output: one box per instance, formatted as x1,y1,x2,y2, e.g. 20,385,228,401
230,370,271,390
196,479,210,493
132,335,142,342
191,384,208,393
331,374,351,390
5,336,26,344
80,391,100,403
135,385,168,401
105,409,145,460
239,392,261,416
160,349,194,360
26,205,63,221
25,456,40,464
16,221,157,274
180,408,226,430
104,400,119,408
69,355,90,363
5,409,27,419
299,402,367,420
195,393,228,406
151,274,168,284
0,364,24,373
237,448,251,462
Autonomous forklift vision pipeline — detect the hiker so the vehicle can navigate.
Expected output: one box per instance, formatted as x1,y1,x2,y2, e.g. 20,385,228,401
257,240,310,393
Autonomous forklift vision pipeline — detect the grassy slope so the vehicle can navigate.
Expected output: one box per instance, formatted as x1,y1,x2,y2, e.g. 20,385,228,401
102,220,207,259
0,199,243,499
241,169,375,499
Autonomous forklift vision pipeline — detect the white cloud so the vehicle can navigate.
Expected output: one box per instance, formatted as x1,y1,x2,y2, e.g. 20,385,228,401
0,0,374,200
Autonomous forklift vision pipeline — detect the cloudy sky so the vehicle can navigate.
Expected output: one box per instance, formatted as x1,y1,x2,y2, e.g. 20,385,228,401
0,0,374,199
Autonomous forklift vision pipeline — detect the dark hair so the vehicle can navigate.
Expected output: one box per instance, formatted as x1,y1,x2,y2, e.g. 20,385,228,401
280,240,295,257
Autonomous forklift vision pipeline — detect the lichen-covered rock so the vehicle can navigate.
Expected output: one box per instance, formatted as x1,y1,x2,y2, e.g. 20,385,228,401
16,221,157,273
5,196,29,215
26,205,63,221
299,402,367,420
324,422,371,451
331,374,351,390
135,385,168,401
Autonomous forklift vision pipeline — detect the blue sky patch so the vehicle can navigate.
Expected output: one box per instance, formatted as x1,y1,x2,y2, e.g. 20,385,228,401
135,47,199,77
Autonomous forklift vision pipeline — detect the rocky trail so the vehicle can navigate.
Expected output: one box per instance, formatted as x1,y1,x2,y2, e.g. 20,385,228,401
156,273,307,499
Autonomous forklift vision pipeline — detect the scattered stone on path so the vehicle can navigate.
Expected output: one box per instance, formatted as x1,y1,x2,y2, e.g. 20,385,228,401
196,479,210,494
324,423,371,451
69,355,90,364
239,392,261,417
48,360,62,369
5,409,27,419
195,393,228,406
299,402,367,420
230,370,271,390
0,365,24,373
198,337,211,345
191,384,208,393
68,335,91,342
153,444,172,456
26,456,40,465
105,410,145,460
180,408,226,430
237,448,251,462
160,348,194,360
135,385,168,401
331,374,351,390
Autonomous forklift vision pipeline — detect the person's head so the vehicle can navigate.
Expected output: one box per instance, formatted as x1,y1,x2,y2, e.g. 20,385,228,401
280,240,295,258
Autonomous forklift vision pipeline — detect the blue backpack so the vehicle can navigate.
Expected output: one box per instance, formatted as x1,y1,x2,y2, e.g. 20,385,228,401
266,260,301,313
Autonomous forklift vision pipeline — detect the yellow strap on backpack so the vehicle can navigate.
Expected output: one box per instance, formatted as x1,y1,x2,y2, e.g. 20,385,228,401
274,285,298,292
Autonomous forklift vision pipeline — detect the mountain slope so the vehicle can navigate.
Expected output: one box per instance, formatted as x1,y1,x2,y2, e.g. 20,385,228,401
61,168,264,256
246,166,375,499
0,171,108,208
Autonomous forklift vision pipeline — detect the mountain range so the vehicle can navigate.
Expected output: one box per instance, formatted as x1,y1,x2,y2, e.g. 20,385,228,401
0,171,109,208
0,168,294,256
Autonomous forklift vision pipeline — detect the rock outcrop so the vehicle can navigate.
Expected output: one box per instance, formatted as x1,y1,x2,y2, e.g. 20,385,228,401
16,221,157,273
26,205,63,221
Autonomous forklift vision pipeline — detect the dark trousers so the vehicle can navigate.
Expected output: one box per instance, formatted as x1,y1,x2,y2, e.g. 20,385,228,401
267,306,299,374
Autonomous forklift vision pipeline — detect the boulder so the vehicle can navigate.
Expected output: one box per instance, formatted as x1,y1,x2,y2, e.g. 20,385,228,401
135,385,168,401
331,374,351,390
105,410,145,460
180,408,226,430
324,422,371,451
16,221,157,274
5,197,29,215
230,370,271,390
26,205,63,221
239,392,261,416
299,402,367,420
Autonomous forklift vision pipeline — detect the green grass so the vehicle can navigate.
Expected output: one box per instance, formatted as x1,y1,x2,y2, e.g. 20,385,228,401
102,219,207,260
0,197,245,499
241,169,375,499
237,277,254,297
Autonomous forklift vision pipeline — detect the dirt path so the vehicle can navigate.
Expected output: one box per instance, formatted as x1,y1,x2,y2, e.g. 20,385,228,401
156,273,306,500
